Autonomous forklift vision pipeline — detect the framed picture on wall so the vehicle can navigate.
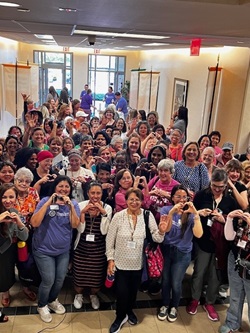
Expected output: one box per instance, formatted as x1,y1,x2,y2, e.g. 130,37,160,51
172,78,188,114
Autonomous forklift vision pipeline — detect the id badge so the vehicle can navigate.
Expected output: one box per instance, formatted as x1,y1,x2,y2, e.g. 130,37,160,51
127,240,136,249
237,239,247,249
50,204,59,210
207,219,213,227
86,234,95,242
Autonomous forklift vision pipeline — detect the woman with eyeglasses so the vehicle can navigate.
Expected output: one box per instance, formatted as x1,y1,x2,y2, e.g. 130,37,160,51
14,167,40,302
106,188,168,333
186,169,238,322
157,185,202,323
73,181,112,310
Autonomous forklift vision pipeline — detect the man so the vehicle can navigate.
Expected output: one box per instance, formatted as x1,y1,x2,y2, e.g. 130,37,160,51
216,142,235,167
75,110,89,129
115,92,128,119
80,84,89,108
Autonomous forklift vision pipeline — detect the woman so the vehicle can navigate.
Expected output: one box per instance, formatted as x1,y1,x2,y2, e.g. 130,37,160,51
72,99,81,118
153,124,167,140
186,169,238,322
98,146,112,165
104,86,115,107
170,106,188,143
198,135,211,156
62,137,74,170
73,181,112,310
219,210,250,333
3,135,20,163
14,167,40,301
116,118,127,140
0,183,29,307
93,131,111,155
125,133,143,174
0,161,15,185
79,135,95,169
112,151,128,174
136,121,150,142
8,126,23,142
31,150,57,199
59,149,95,202
80,89,96,121
114,169,135,212
168,129,183,162
25,127,49,151
47,86,59,104
158,185,203,322
98,108,116,130
31,175,80,323
147,111,158,130
57,103,72,122
242,160,250,189
106,188,168,333
145,159,180,222
110,136,123,158
173,142,210,200
225,159,248,210
136,145,166,182
201,146,217,179
14,147,39,171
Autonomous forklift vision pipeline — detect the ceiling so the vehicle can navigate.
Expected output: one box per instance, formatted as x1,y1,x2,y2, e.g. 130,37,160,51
1,0,250,50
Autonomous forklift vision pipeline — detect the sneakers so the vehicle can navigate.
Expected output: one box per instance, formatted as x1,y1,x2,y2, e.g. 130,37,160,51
128,311,138,325
37,305,52,323
110,315,128,333
48,299,65,314
90,294,100,310
186,299,200,315
157,306,168,321
203,303,219,321
74,294,83,309
168,307,177,322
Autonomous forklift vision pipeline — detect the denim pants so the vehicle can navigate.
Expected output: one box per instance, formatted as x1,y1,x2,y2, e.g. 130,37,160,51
161,245,191,308
33,250,69,308
224,251,250,331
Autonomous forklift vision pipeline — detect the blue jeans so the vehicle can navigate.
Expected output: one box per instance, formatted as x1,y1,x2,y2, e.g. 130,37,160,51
33,250,69,308
224,251,250,331
161,245,191,308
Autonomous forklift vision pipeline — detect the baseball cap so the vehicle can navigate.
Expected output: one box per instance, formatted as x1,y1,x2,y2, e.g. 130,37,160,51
76,110,88,118
222,142,234,151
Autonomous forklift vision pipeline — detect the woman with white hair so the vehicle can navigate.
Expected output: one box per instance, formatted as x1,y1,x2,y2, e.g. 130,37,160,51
201,146,217,179
14,167,40,302
144,158,180,223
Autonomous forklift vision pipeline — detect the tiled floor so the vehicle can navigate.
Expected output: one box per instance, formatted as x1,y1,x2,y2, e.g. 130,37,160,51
0,265,249,333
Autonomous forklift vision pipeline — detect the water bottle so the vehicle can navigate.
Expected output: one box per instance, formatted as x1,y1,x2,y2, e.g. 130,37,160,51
17,241,28,262
105,274,115,288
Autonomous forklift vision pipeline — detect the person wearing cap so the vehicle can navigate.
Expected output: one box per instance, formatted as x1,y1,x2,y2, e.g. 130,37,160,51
31,150,57,199
74,110,89,130
216,142,235,168
62,116,76,138
59,149,95,202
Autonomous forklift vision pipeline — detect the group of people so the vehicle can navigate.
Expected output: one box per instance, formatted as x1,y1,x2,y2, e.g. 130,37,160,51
0,88,249,333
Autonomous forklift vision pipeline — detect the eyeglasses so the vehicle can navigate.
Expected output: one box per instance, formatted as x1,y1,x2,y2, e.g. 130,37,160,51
211,183,226,190
174,195,189,200
16,178,31,184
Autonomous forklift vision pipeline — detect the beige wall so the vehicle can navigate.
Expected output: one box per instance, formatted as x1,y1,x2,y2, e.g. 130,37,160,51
139,47,250,152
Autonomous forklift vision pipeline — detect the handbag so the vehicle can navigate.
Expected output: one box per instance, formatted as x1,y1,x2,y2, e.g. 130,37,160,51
143,210,164,279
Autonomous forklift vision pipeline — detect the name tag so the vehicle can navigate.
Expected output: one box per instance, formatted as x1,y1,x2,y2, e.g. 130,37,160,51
237,239,247,249
207,219,213,227
86,234,95,242
127,241,136,249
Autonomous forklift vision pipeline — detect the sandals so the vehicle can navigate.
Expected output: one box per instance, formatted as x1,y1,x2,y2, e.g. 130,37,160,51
1,296,10,307
0,313,8,323
23,289,37,302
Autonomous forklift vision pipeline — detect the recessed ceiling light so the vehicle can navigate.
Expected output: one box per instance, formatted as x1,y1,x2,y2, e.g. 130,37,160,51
0,2,20,7
17,8,30,12
126,46,141,48
59,7,77,12
237,41,244,44
143,42,170,46
34,34,54,39
41,40,56,43
73,28,169,40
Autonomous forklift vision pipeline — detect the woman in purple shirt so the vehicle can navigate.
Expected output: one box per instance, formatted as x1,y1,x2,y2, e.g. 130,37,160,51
157,185,203,323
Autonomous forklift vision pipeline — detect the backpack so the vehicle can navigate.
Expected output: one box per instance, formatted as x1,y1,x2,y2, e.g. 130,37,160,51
143,210,164,279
